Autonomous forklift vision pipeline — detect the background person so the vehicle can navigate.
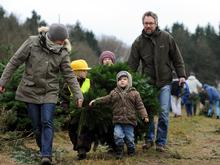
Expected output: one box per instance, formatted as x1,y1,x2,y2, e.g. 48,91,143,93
203,84,220,119
186,72,202,115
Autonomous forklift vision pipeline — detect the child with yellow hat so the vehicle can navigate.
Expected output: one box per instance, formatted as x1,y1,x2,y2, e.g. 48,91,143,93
59,59,92,160
70,59,91,94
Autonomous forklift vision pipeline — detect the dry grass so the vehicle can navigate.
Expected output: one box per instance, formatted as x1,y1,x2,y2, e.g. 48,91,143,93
1,111,220,165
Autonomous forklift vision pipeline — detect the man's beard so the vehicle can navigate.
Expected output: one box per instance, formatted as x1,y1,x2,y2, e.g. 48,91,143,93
145,29,153,35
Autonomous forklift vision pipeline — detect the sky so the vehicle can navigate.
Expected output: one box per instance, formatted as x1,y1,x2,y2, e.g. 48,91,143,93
1,0,220,45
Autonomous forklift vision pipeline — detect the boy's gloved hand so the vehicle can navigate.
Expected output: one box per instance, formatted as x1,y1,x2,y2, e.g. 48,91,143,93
89,100,96,107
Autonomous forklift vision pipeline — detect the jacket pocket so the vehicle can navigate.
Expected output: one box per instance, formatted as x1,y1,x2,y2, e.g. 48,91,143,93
22,78,35,87
48,82,59,91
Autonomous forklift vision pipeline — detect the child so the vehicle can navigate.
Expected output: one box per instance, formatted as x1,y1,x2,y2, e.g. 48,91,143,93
89,71,149,159
99,50,116,65
60,59,91,110
60,59,92,160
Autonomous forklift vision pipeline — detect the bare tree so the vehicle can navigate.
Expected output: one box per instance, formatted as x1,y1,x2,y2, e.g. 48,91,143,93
71,41,99,67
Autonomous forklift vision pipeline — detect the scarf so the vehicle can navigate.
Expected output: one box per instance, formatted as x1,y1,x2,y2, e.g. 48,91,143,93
45,33,63,53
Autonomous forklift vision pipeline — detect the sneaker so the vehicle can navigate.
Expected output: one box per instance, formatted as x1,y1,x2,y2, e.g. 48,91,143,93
156,145,167,152
142,141,154,150
77,148,86,160
41,157,52,165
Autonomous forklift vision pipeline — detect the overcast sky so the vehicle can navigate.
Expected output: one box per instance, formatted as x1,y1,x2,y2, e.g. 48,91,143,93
1,0,220,45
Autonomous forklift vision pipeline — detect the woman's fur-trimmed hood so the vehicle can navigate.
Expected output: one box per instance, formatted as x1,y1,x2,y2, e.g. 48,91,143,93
38,26,72,53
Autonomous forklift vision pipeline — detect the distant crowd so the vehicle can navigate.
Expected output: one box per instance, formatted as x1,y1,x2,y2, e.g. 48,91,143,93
171,71,220,119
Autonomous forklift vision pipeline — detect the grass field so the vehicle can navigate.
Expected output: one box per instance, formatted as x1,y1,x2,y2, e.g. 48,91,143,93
0,112,220,165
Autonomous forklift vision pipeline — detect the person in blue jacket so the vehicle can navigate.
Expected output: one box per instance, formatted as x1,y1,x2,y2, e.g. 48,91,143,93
203,84,220,119
181,83,191,116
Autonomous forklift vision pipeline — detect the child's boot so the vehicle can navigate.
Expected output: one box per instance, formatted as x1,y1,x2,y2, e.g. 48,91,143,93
115,145,124,159
127,147,135,156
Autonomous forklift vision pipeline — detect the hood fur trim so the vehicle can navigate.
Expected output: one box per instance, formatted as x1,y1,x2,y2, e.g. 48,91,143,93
64,39,72,52
38,26,49,33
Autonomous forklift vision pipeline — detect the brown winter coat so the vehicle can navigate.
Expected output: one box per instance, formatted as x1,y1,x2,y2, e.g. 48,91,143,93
95,86,148,126
128,28,186,88
0,31,83,104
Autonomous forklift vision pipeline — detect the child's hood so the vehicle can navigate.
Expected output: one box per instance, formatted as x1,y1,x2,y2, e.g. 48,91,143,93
116,71,132,88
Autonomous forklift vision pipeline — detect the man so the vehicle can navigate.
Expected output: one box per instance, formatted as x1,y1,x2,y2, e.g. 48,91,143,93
0,23,83,165
128,11,186,152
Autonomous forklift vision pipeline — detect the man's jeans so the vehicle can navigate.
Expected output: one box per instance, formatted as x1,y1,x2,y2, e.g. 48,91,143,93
147,85,171,146
27,103,55,157
114,124,135,151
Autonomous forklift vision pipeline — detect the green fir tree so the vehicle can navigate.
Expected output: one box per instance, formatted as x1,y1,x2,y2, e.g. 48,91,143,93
68,63,159,144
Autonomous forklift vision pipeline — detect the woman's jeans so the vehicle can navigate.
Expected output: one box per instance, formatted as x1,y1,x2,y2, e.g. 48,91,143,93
27,103,55,157
147,85,171,146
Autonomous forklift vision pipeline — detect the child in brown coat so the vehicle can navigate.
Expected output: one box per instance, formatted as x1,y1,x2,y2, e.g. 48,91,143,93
89,71,149,159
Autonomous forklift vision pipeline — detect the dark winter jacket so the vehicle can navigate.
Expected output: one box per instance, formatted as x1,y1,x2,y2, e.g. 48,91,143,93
95,86,148,126
0,30,83,104
128,28,186,88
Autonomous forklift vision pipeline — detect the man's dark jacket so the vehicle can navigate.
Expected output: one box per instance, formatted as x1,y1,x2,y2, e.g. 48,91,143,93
128,28,186,88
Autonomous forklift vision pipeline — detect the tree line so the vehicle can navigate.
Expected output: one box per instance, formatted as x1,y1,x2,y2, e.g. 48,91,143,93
0,6,220,85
